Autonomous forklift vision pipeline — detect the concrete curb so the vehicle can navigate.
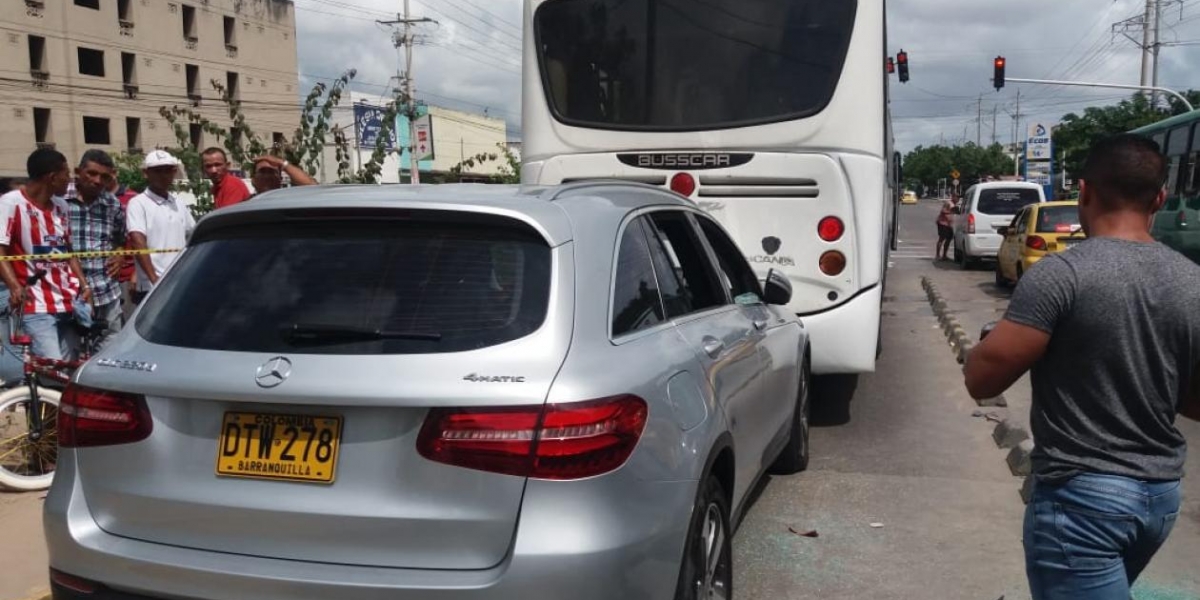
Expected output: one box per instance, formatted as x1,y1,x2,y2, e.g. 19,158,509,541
920,276,1004,408
922,275,1037,502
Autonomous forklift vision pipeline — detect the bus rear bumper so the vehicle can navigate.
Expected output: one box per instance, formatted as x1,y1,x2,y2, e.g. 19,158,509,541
801,285,881,375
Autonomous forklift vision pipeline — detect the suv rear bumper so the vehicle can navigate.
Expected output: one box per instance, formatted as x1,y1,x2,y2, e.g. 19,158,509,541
45,456,696,600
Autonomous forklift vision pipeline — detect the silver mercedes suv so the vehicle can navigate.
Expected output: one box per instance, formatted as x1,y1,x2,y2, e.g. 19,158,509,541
45,182,811,600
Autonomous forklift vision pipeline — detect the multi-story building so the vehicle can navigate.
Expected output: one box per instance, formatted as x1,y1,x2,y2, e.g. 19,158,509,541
1,0,300,178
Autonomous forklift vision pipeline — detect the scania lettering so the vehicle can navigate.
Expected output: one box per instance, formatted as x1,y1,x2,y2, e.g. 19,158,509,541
522,0,899,392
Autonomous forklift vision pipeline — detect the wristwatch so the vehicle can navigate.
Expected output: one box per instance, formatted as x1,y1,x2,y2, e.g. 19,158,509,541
281,160,289,170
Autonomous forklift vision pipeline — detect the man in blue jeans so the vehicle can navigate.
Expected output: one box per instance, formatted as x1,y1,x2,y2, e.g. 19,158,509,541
965,134,1200,599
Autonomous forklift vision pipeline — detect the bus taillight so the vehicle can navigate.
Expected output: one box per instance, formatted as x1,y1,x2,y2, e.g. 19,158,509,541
670,173,697,197
819,251,847,276
818,217,845,242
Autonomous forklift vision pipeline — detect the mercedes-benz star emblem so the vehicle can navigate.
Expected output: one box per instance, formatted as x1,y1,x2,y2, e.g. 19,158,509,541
255,356,292,388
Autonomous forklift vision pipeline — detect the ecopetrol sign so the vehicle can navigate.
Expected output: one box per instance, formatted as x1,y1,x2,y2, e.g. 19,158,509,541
1026,122,1052,160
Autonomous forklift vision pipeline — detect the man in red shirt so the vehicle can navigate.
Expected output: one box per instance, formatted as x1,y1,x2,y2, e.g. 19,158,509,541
202,147,252,209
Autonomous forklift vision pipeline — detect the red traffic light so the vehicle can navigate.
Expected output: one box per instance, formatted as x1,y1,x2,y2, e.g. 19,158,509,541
897,50,908,65
896,50,910,83
993,56,1006,91
886,57,895,74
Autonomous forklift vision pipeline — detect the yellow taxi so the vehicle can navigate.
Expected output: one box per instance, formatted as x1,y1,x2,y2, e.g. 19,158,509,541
995,201,1085,287
901,190,918,204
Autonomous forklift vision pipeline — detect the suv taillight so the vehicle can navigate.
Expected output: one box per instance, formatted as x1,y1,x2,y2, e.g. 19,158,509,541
417,395,648,480
59,384,152,448
967,213,976,234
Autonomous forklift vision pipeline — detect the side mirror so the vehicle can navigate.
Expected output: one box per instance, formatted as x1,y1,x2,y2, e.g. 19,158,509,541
763,269,793,306
997,226,1010,236
980,321,998,340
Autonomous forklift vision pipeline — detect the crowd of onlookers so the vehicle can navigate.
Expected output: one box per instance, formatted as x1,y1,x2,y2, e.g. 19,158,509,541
0,148,315,383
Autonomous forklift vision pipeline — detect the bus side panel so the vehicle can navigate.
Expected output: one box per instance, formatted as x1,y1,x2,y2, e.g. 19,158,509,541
839,154,887,289
805,285,881,375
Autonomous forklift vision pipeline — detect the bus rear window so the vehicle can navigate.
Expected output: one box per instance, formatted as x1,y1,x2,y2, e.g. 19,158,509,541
977,188,1041,216
534,0,858,131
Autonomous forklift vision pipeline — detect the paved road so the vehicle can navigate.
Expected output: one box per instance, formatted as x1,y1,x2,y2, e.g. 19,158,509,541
735,199,1200,599
3,199,1199,600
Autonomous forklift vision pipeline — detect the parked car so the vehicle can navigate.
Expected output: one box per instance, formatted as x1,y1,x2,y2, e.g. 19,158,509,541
44,182,811,600
953,182,1047,268
995,201,1085,287
901,190,919,205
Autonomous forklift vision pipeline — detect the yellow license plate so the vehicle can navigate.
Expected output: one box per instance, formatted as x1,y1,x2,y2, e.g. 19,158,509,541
215,412,342,484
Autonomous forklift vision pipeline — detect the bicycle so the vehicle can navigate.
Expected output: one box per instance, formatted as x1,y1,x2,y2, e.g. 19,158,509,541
0,270,106,491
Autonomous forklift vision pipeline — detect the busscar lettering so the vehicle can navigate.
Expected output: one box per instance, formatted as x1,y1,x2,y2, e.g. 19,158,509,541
637,154,732,169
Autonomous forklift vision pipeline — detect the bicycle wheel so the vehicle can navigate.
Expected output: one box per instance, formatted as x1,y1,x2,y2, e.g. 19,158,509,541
0,386,62,491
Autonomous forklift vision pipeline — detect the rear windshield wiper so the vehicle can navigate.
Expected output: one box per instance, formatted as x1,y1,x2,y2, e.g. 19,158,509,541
282,323,443,344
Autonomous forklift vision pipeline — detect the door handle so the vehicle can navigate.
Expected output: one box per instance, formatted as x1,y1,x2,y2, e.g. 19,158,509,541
702,337,725,359
753,319,768,331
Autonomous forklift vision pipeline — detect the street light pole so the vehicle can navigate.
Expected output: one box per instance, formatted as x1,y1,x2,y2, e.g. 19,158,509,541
1005,77,1195,112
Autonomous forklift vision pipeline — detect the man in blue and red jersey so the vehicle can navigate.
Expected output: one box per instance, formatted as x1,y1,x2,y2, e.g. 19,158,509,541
0,149,92,361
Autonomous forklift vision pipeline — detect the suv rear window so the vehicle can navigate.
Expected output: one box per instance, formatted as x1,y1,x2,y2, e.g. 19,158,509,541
136,215,552,354
1034,206,1081,233
977,188,1041,215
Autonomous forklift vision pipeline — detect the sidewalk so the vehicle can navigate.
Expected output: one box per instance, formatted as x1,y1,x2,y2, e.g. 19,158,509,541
0,491,48,600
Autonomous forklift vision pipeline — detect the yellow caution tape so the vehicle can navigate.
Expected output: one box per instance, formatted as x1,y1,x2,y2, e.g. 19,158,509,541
0,248,183,262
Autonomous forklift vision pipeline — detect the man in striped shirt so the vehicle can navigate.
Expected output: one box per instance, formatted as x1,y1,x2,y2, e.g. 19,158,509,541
66,149,126,348
0,149,92,361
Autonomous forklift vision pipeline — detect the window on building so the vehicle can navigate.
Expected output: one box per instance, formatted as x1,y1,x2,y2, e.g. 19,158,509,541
126,117,142,151
75,0,100,9
226,71,240,101
83,116,111,145
34,108,52,147
182,5,197,40
121,52,136,85
186,63,200,100
118,0,133,23
78,47,105,77
189,123,203,149
224,16,237,48
28,36,47,73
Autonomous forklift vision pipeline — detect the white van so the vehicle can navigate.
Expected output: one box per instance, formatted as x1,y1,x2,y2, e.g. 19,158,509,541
953,182,1046,268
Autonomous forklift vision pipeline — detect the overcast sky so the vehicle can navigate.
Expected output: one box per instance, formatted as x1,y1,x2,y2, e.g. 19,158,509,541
293,0,1200,152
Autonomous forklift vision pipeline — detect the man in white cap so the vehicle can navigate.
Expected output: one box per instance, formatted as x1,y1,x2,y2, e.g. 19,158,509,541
126,150,194,304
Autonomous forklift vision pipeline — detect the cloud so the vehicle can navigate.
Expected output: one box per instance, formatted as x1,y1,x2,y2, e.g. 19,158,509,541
294,0,523,137
294,0,1200,150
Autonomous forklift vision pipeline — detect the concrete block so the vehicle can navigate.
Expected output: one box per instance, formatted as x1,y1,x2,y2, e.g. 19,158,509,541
1006,439,1035,476
992,419,1030,449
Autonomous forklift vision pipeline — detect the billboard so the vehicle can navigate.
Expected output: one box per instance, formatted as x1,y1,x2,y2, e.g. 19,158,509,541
413,114,434,161
353,103,395,150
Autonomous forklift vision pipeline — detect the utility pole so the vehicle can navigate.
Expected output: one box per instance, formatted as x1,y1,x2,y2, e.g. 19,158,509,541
992,105,998,146
1152,0,1162,107
378,1,435,185
1142,0,1155,90
977,95,983,146
1013,90,1021,177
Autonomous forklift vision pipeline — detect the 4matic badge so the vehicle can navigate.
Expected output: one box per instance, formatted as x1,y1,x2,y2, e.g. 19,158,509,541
463,373,527,383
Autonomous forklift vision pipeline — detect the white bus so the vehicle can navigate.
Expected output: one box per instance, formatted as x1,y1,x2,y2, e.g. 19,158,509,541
522,0,898,384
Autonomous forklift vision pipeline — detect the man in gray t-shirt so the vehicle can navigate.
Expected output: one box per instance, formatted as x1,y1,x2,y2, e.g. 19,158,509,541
966,134,1200,599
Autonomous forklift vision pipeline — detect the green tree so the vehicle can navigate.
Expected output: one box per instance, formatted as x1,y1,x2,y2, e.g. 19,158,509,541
114,70,401,219
1054,91,1199,177
903,142,1014,191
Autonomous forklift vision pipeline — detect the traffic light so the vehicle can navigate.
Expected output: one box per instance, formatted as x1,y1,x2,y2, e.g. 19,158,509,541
994,56,1006,91
897,50,909,83
886,56,895,75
